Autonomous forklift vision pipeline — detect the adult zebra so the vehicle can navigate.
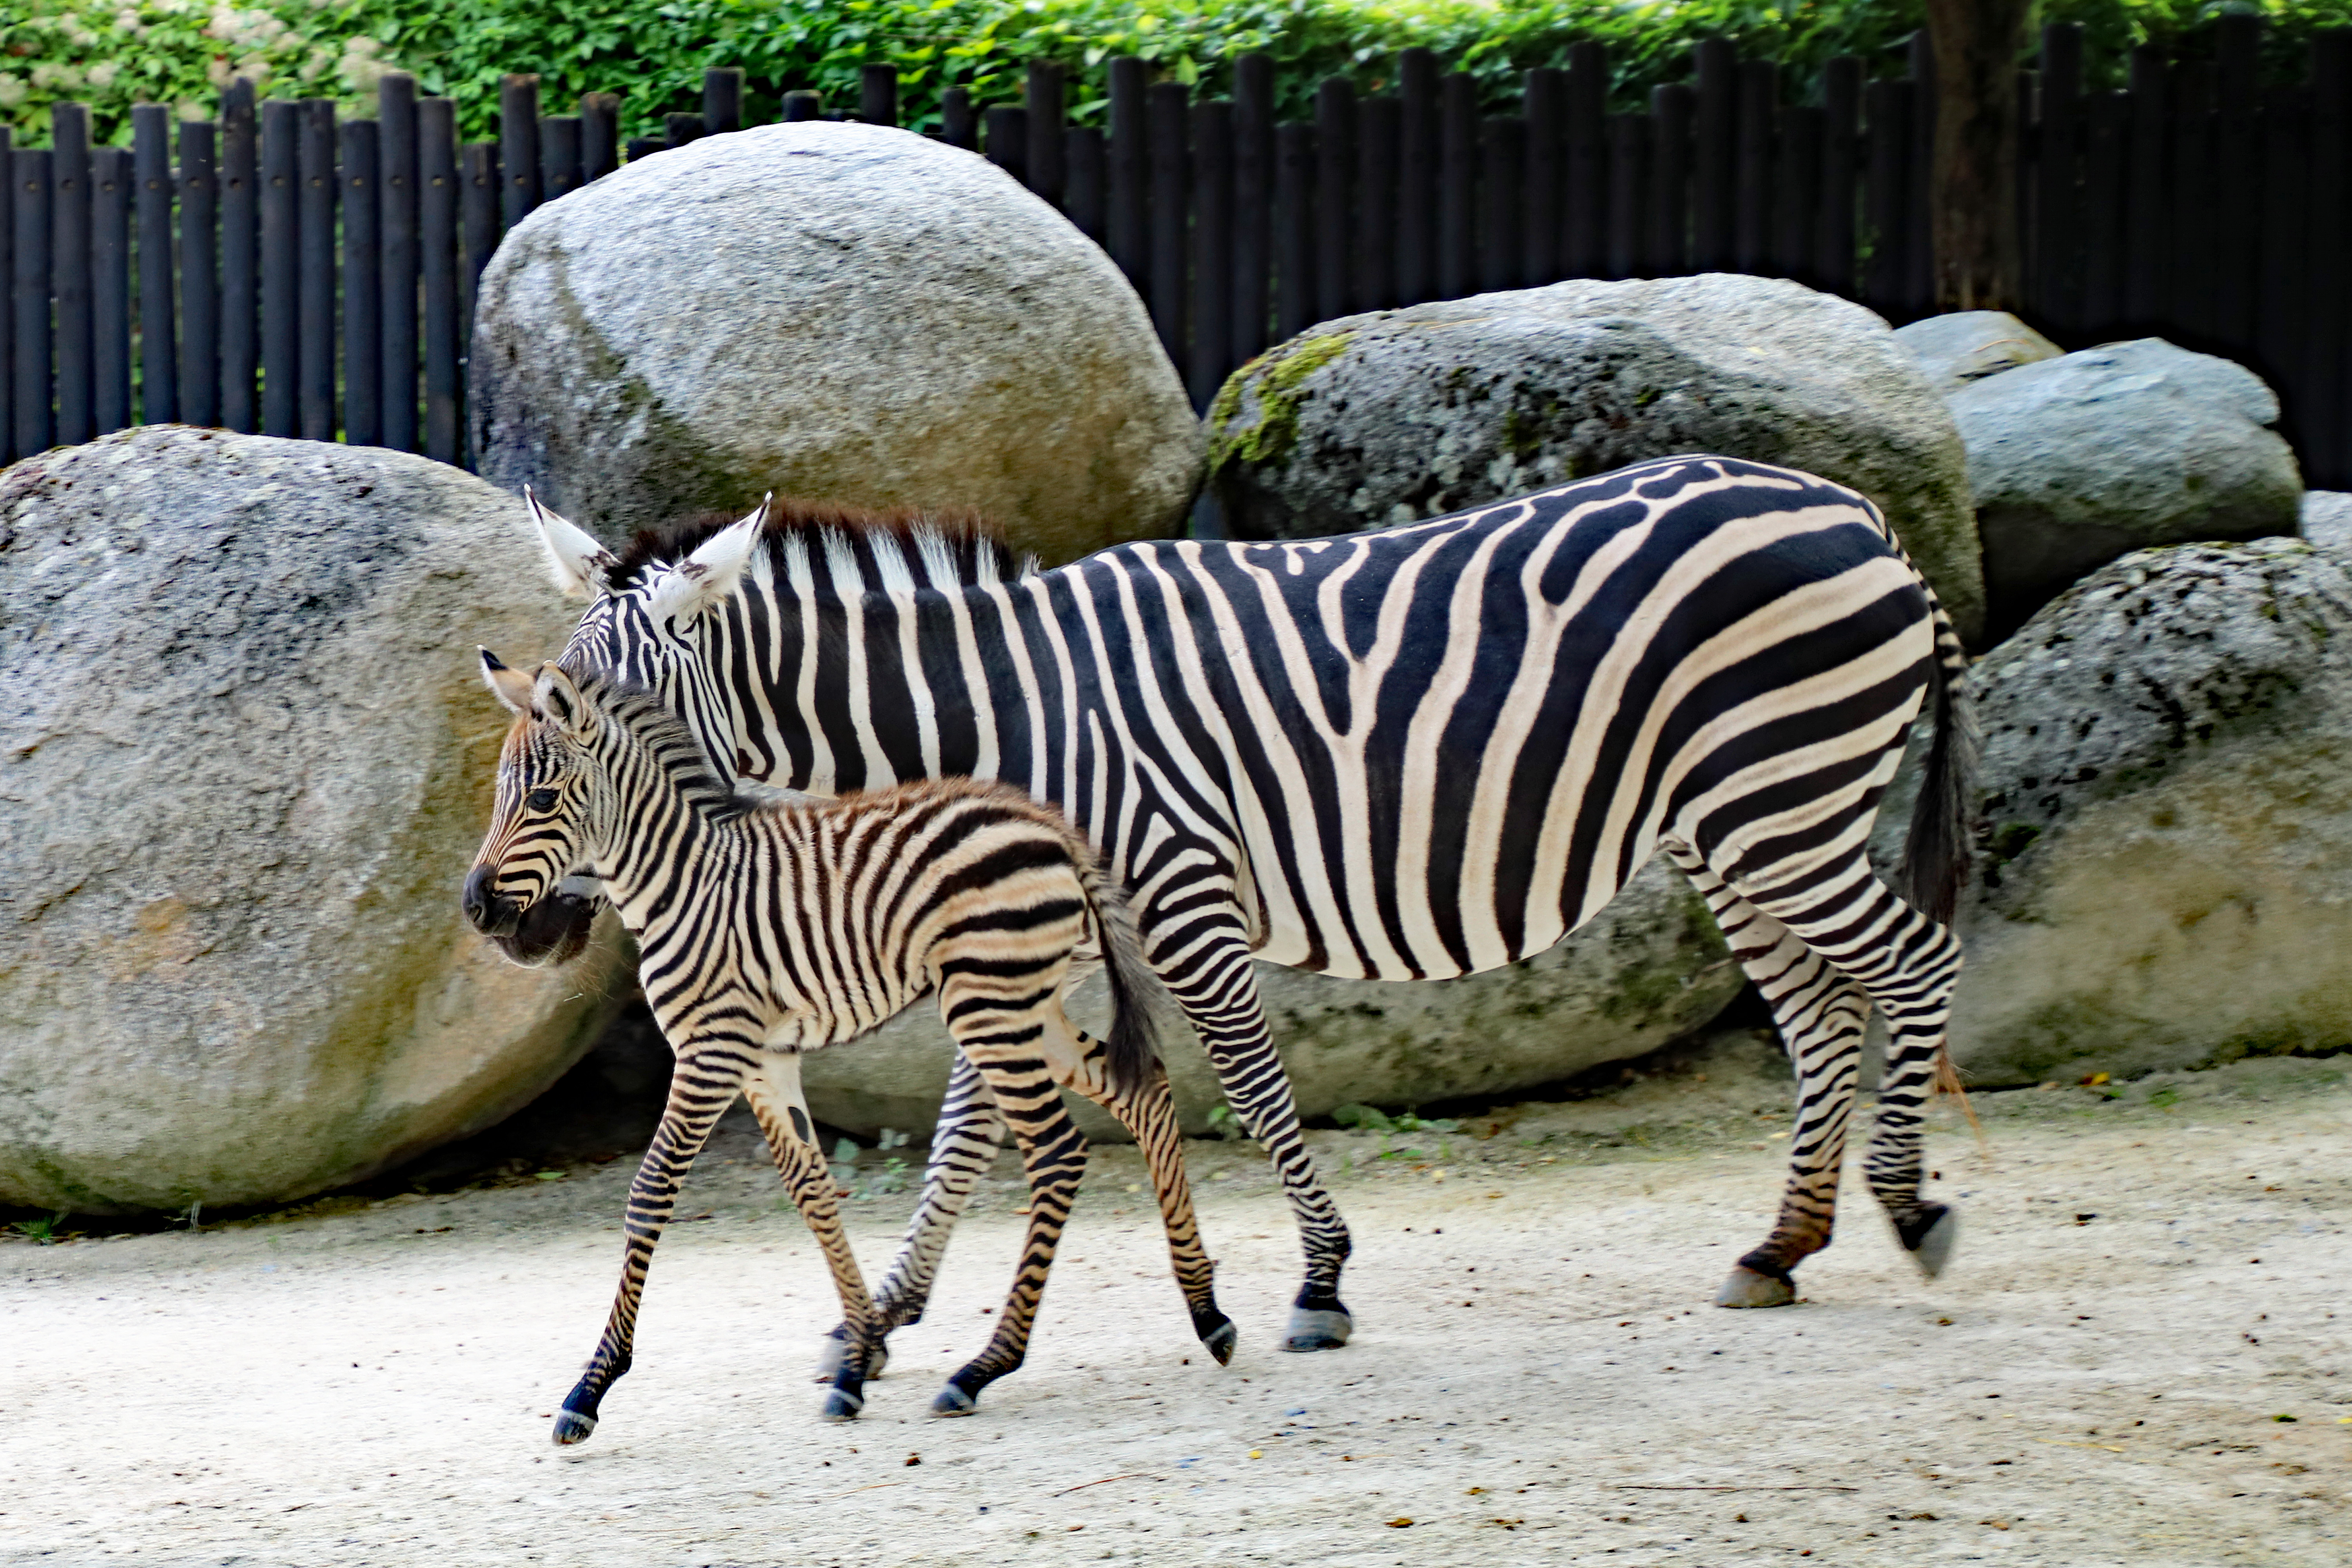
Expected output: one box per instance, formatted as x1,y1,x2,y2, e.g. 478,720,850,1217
523,454,1976,1347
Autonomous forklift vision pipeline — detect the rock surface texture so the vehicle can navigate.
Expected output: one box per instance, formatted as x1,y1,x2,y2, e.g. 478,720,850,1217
1947,339,2302,641
799,854,1743,1139
0,428,629,1212
470,122,1201,564
1205,272,1985,641
2300,490,2352,552
1873,538,2352,1085
1893,310,2062,393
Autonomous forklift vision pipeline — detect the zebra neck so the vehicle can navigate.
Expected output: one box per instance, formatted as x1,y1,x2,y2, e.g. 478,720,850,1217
582,720,731,928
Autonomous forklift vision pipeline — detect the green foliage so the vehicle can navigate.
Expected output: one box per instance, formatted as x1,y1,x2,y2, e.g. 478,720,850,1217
8,0,2352,149
10,1209,71,1243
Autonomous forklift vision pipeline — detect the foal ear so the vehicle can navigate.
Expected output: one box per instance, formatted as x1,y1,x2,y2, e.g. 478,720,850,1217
479,648,539,715
524,486,617,601
531,662,593,740
644,495,768,629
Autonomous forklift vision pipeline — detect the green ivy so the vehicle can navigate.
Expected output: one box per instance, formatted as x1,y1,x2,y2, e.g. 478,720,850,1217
8,0,2352,150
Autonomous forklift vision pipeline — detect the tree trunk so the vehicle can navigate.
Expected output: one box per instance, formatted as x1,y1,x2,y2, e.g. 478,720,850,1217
1924,0,2033,312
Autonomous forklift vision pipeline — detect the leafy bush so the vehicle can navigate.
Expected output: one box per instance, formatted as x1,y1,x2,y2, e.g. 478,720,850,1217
7,0,2349,150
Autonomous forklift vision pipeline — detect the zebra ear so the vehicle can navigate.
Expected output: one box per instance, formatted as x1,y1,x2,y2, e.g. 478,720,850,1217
524,486,617,601
531,663,592,740
479,648,538,716
644,496,767,628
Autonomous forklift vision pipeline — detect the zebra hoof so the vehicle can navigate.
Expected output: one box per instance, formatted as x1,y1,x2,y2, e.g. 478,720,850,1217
812,1327,887,1384
1899,1203,1961,1279
1281,1307,1352,1352
1715,1265,1797,1309
551,1408,597,1446
1200,1315,1238,1367
931,1383,978,1418
819,1386,865,1422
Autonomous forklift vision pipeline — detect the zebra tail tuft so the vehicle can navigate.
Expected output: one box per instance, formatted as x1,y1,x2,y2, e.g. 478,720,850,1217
1087,871,1173,1102
1898,592,1981,928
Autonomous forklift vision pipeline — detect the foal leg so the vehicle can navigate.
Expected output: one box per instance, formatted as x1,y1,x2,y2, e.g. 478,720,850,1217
552,1046,742,1445
1044,1008,1233,1365
1666,844,1870,1310
739,1054,883,1421
813,1049,1009,1384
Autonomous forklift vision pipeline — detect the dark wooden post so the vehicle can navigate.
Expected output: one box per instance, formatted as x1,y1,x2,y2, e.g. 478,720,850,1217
1523,67,1564,285
1108,58,1149,288
502,75,543,231
1651,83,1693,276
176,119,219,430
2034,24,2084,332
1439,72,1477,298
133,105,178,426
1776,107,1822,286
781,91,822,124
1275,120,1316,339
51,103,93,446
259,98,298,438
2213,12,2263,347
1027,62,1065,207
2169,61,2218,342
664,113,705,150
540,117,583,203
1396,48,1439,305
1481,115,1525,294
861,65,899,129
2257,86,2309,435
703,67,744,135
1608,114,1650,281
984,107,1029,184
1065,127,1105,243
380,72,419,452
341,118,380,447
2308,32,2352,484
461,142,500,334
1905,29,1936,313
1818,58,1861,298
1564,43,1607,280
422,98,461,465
0,128,11,457
583,94,620,181
1357,93,1400,311
936,90,973,148
220,79,258,433
2080,92,2128,332
297,99,337,441
2123,48,2170,324
1864,79,1913,317
1732,61,1775,275
12,149,49,458
1149,80,1191,370
92,145,130,436
1232,53,1275,359
1191,98,1233,409
1314,77,1356,321
1691,37,1737,272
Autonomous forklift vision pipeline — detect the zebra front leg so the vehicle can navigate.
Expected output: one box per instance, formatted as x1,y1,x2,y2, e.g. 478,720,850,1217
1162,927,1352,1351
740,1054,884,1421
1049,1016,1233,1365
1667,846,1866,1310
553,1048,744,1445
812,1050,1009,1385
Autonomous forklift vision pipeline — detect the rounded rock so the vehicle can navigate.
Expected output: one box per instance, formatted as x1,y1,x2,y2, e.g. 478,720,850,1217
469,122,1202,564
0,427,628,1212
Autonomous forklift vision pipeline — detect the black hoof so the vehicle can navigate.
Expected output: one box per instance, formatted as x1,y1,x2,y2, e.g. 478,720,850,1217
1896,1203,1960,1279
1715,1264,1796,1309
1200,1314,1238,1366
820,1385,864,1422
931,1383,978,1417
551,1408,597,1446
1281,1306,1352,1352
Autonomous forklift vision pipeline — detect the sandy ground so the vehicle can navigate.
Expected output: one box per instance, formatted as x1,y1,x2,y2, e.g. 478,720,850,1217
6,1038,2350,1568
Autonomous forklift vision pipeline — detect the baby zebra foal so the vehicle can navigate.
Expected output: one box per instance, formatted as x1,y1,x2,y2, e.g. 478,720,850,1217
462,653,1233,1441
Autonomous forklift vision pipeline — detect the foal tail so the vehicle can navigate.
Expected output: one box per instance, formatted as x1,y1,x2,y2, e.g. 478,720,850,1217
1081,864,1176,1102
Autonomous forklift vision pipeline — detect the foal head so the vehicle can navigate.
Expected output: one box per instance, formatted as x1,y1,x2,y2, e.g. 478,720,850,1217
462,651,603,961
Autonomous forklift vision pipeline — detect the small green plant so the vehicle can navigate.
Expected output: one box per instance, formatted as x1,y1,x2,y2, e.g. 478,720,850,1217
1205,1103,1245,1140
862,1155,912,1197
2148,1084,2181,1110
828,1136,862,1191
875,1127,914,1152
11,1209,70,1243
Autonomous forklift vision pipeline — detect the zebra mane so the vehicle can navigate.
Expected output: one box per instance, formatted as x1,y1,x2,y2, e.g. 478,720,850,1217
604,496,1032,596
569,671,741,819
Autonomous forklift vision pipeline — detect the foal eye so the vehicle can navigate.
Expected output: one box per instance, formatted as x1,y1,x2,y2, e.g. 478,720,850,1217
526,788,559,812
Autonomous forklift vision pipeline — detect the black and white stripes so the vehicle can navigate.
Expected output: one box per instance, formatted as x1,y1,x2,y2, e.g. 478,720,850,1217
527,452,1975,1339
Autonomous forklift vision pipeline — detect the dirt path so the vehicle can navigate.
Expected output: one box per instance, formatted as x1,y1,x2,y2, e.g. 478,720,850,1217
6,1042,2349,1567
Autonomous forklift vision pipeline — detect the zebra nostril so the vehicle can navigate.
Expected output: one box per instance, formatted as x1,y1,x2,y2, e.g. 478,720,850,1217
462,866,513,933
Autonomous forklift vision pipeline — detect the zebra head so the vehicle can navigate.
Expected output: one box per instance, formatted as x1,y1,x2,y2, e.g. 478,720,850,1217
463,649,606,967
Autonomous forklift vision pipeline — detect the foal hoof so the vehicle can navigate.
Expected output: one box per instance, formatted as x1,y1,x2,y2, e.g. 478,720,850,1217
819,1386,865,1422
812,1327,887,1383
1199,1315,1239,1367
550,1408,598,1446
1281,1307,1352,1352
1898,1203,1961,1279
1715,1265,1797,1309
930,1383,978,1418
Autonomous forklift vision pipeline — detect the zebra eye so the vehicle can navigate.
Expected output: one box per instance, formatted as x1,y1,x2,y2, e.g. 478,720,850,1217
526,788,559,812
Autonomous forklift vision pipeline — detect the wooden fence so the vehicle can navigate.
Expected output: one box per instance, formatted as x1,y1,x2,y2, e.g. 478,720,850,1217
5,17,2352,485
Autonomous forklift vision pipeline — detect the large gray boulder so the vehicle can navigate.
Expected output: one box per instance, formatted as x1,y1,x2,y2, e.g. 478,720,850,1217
1948,339,2302,641
470,122,1201,565
1873,537,2352,1085
1205,273,1986,642
800,854,1744,1140
1893,310,2062,394
0,428,630,1212
2300,490,2352,552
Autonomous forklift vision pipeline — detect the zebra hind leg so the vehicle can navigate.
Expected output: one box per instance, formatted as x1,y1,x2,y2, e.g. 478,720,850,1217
740,1055,885,1421
553,1048,744,1445
1666,846,1867,1310
811,1052,1009,1385
1051,1019,1234,1365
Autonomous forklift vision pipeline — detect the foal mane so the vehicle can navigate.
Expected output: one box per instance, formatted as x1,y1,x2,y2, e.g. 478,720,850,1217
568,671,740,819
604,496,1029,595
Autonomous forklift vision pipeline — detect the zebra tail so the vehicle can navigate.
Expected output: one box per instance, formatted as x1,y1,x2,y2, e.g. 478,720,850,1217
1086,871,1173,1102
1898,590,1981,929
